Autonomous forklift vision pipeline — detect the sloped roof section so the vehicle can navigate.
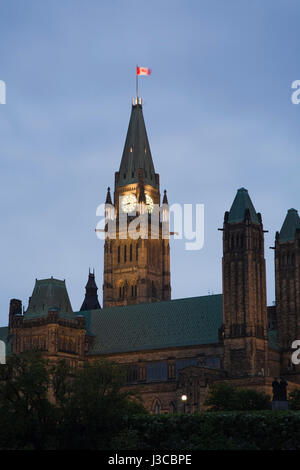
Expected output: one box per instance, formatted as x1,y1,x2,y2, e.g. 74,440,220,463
24,278,75,320
279,208,300,242
0,326,13,356
228,187,260,224
117,103,157,188
77,294,223,355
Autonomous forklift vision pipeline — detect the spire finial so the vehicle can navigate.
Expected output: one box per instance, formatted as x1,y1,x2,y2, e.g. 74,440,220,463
105,186,112,205
163,189,168,205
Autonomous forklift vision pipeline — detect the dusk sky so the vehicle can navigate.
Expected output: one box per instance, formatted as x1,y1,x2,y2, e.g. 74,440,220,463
1,0,300,325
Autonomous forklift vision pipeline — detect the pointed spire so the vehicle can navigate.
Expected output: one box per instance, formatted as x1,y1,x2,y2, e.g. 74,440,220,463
162,189,168,204
117,102,157,188
279,208,300,242
105,187,114,221
80,271,101,311
105,186,112,204
162,190,169,223
228,188,260,224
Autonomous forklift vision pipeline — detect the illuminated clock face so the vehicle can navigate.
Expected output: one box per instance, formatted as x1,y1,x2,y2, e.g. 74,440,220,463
146,194,154,213
121,194,137,213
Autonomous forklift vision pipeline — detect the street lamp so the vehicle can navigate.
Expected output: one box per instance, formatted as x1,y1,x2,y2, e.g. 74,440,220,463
181,394,187,413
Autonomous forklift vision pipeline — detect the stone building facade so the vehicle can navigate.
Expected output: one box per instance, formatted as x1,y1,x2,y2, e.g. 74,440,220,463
1,98,300,413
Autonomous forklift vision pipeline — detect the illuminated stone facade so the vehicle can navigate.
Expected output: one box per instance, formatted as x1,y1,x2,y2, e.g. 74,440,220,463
2,99,300,413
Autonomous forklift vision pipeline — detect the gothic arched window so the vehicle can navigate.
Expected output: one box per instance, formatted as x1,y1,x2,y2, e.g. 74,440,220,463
153,399,161,415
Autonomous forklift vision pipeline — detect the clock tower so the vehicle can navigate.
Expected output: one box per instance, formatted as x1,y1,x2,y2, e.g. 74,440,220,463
103,97,171,308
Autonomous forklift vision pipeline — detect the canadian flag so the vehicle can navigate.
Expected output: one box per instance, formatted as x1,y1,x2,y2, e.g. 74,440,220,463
137,66,151,76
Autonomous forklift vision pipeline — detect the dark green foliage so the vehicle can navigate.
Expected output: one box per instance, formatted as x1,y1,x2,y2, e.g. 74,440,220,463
53,360,147,450
122,412,300,450
2,354,300,450
204,383,270,411
288,389,300,410
0,354,147,450
0,352,56,449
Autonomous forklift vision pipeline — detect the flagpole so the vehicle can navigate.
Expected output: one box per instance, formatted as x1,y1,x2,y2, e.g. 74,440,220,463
136,64,138,100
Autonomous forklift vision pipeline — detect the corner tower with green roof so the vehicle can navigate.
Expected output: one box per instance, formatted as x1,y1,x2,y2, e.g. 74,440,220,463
103,98,171,308
9,277,86,367
275,208,300,370
221,188,268,378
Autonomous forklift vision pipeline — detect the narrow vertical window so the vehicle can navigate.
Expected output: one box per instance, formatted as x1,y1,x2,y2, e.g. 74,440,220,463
124,245,127,263
136,244,139,261
231,236,234,250
130,244,133,261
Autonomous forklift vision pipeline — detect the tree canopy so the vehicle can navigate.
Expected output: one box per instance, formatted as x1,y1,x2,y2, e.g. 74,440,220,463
204,383,270,411
0,353,147,450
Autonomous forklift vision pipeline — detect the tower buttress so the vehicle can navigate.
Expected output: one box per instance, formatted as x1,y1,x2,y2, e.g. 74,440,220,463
222,188,268,377
9,299,22,333
275,208,300,376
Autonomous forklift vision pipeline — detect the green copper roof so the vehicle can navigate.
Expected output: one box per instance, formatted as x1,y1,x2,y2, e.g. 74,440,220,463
228,187,260,224
117,103,157,188
279,208,300,242
76,294,223,355
24,278,75,320
0,326,13,356
0,291,279,358
0,326,8,343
